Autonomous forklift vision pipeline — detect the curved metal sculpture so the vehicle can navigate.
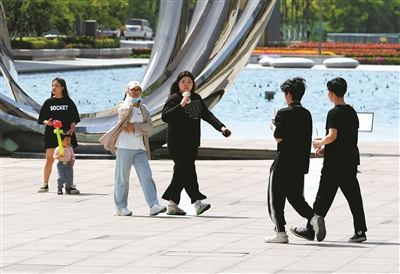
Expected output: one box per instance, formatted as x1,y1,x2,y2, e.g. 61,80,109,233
0,0,276,154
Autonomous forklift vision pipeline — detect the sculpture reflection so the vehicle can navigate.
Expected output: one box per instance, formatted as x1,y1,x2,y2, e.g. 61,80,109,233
0,0,277,154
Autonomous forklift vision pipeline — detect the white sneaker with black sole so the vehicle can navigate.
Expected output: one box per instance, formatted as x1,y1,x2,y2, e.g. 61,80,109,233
149,204,167,216
264,231,289,243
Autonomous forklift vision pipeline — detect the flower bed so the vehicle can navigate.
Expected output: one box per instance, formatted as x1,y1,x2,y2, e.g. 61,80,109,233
253,42,400,65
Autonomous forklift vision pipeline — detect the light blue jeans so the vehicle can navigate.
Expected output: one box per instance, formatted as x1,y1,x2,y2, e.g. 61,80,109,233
114,148,159,209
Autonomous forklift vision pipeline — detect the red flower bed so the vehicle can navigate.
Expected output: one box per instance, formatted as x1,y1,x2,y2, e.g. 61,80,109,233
288,42,400,51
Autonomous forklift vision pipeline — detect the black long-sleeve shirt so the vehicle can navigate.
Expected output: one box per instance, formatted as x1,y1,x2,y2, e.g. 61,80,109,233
162,92,225,146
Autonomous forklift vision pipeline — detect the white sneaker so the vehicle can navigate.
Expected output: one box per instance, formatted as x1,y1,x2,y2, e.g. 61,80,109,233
194,200,211,215
310,215,326,242
113,207,132,216
149,204,167,216
264,231,289,243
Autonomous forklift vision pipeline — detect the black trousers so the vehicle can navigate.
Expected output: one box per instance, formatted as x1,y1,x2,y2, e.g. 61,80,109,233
162,142,206,204
313,164,367,233
267,164,314,232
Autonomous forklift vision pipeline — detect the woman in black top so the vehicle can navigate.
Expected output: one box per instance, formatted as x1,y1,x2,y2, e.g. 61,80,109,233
161,71,231,216
37,78,80,194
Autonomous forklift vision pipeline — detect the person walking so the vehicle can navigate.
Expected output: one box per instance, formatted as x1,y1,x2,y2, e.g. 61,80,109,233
37,77,80,194
291,77,367,243
264,77,325,243
53,133,76,195
99,81,166,217
161,71,231,216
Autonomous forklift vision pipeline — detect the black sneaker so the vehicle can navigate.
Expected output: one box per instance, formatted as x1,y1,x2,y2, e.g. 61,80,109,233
290,226,315,241
66,187,80,195
57,189,63,195
38,184,49,193
348,231,367,243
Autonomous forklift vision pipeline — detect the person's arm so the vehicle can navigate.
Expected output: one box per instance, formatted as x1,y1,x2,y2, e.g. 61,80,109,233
199,98,225,131
38,100,54,126
132,105,153,134
68,122,76,135
70,148,75,167
161,94,184,122
313,128,337,149
272,111,283,143
53,147,60,160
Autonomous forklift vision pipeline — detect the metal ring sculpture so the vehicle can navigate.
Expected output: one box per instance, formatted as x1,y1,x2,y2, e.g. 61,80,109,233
0,0,276,154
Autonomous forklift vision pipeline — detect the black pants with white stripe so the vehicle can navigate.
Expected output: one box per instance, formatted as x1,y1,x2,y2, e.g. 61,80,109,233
267,166,314,232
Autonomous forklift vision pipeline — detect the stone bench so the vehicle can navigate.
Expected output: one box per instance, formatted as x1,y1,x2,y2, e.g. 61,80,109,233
11,48,132,60
78,48,132,58
12,49,80,61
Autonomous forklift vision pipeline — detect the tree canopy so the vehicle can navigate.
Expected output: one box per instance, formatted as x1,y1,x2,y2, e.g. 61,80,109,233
2,0,160,37
281,0,400,40
2,0,399,38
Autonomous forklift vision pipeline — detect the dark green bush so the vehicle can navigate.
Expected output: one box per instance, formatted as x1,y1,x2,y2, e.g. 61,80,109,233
131,48,152,56
11,37,65,49
11,36,119,49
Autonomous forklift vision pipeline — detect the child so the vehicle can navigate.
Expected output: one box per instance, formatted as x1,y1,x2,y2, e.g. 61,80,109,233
53,133,78,195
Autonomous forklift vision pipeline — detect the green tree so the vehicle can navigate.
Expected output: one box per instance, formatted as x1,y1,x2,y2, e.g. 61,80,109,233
322,0,400,33
281,0,400,37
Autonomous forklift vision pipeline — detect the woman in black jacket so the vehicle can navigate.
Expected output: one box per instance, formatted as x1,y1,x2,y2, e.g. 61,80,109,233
161,71,231,216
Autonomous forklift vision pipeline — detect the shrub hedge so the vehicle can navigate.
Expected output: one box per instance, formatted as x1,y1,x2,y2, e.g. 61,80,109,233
11,36,119,49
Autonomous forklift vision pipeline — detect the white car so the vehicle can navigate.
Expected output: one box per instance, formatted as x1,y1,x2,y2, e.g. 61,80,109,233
124,19,153,40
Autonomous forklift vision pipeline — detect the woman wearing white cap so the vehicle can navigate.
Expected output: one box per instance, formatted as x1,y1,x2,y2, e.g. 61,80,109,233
99,81,166,216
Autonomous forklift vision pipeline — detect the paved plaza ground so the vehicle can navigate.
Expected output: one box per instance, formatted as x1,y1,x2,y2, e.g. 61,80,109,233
4,59,399,273
1,140,399,273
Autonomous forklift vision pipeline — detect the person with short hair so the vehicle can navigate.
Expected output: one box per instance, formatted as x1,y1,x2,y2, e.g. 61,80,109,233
265,77,325,244
99,81,166,217
291,77,367,243
53,133,76,195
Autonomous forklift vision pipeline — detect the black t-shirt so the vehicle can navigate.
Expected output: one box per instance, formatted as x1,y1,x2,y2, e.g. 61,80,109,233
324,104,360,166
161,92,225,146
38,96,80,148
273,102,312,174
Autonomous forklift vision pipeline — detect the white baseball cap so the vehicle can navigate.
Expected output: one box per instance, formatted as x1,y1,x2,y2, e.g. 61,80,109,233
128,81,142,90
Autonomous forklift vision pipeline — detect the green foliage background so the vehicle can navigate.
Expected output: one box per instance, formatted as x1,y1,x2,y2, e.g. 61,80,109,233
281,0,400,34
2,0,399,38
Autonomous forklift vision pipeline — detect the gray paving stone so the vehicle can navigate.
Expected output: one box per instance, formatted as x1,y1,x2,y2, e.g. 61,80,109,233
1,140,399,273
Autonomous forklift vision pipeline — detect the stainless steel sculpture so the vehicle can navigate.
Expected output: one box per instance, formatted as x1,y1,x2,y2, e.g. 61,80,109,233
0,0,277,154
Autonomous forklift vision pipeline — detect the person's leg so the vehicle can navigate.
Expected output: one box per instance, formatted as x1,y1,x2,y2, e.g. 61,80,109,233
287,173,314,221
64,163,73,192
39,148,55,192
56,162,65,193
264,165,289,243
44,148,55,183
267,168,287,232
179,145,206,204
114,148,134,209
162,143,186,204
313,165,340,217
339,165,367,234
132,149,159,207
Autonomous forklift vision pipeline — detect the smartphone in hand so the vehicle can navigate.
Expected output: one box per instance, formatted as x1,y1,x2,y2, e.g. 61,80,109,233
222,129,231,137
